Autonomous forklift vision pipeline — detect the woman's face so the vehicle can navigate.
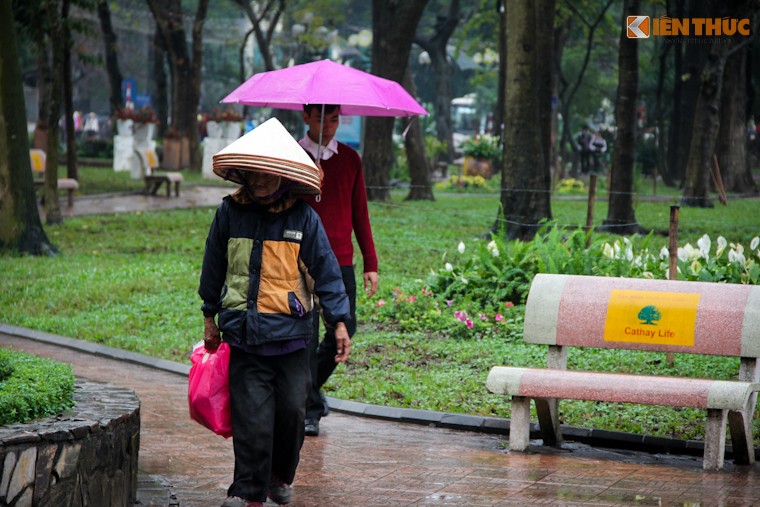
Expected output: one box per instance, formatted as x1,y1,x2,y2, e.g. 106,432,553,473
244,171,281,198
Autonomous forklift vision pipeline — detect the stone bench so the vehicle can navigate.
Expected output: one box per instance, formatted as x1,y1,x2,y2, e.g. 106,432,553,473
30,148,79,207
486,273,760,470
135,148,183,197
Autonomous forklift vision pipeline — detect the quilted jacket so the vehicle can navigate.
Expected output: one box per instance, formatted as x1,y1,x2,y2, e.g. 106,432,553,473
199,195,349,349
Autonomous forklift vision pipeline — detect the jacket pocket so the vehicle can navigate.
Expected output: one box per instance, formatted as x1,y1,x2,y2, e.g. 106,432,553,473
288,292,307,318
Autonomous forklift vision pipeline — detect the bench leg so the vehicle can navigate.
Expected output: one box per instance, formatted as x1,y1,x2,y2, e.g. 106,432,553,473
535,398,563,447
174,181,180,197
509,396,531,451
67,189,74,207
704,408,727,471
728,409,755,465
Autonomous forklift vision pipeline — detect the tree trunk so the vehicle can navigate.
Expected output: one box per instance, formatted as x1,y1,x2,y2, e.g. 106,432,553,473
97,0,124,117
717,46,757,194
43,0,65,225
500,0,552,240
535,0,556,185
0,0,56,255
601,0,641,234
152,29,168,138
62,0,77,181
403,63,433,201
557,0,615,179
669,2,708,182
231,0,285,72
33,38,52,152
681,43,729,207
415,0,460,164
364,0,429,202
654,38,676,187
147,0,208,172
493,0,506,142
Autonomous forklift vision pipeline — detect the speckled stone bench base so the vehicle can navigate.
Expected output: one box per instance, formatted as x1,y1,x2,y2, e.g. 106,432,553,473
0,378,140,506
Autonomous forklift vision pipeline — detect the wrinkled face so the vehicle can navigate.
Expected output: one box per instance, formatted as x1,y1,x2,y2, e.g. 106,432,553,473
244,171,281,198
302,108,340,145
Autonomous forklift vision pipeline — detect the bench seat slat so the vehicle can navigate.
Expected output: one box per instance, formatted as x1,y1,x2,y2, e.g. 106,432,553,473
487,367,760,411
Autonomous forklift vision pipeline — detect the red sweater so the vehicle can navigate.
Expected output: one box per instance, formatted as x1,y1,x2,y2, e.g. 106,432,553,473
301,142,378,272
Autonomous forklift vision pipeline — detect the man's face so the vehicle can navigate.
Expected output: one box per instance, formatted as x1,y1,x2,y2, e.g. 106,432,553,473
302,108,340,145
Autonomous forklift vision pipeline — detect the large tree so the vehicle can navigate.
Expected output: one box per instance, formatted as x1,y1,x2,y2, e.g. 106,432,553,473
97,0,124,117
364,0,429,201
556,0,615,178
41,0,67,225
415,0,461,164
403,62,434,201
499,0,553,240
601,0,642,234
146,0,209,172
230,0,285,73
716,41,758,194
681,0,755,206
0,0,56,255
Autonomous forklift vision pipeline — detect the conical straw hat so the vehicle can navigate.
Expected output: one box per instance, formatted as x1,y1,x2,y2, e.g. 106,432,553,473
212,117,321,195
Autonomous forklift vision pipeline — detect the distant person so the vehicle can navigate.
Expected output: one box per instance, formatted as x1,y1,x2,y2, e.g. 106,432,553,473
84,112,99,139
199,119,351,507
298,104,378,437
73,110,84,138
589,129,607,174
574,124,593,174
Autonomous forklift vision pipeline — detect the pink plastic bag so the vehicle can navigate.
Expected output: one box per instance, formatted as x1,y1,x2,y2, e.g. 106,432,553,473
188,341,232,438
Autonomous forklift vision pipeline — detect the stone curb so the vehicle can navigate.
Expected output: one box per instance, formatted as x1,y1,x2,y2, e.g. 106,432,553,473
1,323,734,459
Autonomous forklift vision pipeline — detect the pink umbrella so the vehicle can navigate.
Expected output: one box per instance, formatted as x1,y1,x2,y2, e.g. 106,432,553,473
220,59,428,118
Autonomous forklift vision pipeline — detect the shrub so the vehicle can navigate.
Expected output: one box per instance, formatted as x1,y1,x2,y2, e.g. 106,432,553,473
0,348,76,425
461,134,501,160
425,226,760,310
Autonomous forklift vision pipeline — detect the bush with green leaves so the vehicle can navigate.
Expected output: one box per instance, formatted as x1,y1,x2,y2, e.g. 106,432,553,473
0,348,76,425
424,225,760,311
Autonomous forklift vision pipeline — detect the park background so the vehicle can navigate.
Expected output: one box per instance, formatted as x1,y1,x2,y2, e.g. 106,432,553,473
2,0,760,443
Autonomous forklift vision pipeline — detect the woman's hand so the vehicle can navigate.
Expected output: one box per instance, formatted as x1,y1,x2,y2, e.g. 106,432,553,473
334,322,351,363
204,316,221,351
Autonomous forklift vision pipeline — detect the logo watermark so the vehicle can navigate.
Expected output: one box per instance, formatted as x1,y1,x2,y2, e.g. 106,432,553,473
626,16,751,43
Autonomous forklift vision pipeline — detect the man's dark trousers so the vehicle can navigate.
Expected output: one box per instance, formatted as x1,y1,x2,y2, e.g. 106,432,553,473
306,265,357,420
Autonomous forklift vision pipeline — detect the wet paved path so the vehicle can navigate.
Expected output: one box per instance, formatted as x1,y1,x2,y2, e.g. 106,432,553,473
4,329,760,506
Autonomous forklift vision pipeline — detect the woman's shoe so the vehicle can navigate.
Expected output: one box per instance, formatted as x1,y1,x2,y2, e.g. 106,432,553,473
268,480,293,504
221,497,263,507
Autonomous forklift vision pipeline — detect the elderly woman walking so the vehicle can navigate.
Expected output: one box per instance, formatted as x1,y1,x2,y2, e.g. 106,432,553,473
199,118,350,507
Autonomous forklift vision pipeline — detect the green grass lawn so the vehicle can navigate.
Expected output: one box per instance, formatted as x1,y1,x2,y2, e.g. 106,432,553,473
2,182,759,442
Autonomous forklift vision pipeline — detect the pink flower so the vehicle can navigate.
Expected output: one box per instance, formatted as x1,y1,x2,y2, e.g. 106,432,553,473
465,319,473,329
446,300,453,307
407,295,417,303
479,313,488,321
454,311,467,322
376,299,386,307
505,301,515,308
495,313,504,322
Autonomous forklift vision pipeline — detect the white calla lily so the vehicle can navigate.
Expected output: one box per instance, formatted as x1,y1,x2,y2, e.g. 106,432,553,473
697,234,710,260
716,236,727,257
458,241,466,254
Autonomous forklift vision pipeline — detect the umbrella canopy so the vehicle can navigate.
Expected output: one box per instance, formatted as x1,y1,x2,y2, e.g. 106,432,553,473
221,59,427,118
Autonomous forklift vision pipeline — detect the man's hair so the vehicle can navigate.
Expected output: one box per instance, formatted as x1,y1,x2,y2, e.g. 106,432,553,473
303,104,340,116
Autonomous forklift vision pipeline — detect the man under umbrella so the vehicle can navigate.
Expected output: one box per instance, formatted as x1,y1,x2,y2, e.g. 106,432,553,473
298,104,379,437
